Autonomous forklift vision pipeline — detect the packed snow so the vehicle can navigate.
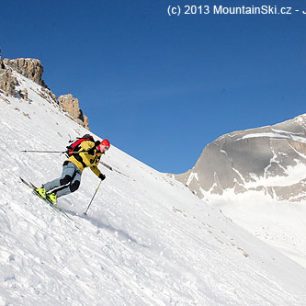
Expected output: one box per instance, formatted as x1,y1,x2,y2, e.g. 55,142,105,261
0,71,306,305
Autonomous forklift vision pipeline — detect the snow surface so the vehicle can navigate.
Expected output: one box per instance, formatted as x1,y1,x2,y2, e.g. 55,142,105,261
208,190,306,269
240,132,306,144
1,71,306,305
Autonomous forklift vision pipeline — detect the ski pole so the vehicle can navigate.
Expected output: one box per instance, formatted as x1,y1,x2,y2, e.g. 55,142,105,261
100,161,113,171
21,150,66,154
100,161,129,178
84,180,102,215
21,148,92,154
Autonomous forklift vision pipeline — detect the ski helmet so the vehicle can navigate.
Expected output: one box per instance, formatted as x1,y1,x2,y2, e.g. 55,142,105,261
101,139,110,147
97,139,111,152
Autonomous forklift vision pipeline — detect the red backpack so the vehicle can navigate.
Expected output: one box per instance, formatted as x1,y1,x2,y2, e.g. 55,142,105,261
66,134,95,156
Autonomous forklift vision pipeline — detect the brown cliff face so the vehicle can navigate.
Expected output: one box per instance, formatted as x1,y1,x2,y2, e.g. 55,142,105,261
0,58,90,129
0,60,19,96
58,94,89,129
3,58,46,87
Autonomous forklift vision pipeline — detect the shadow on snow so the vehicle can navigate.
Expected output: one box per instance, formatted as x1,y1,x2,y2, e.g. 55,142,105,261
62,207,149,248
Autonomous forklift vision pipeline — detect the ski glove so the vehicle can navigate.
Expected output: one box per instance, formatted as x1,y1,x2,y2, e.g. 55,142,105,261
99,173,106,181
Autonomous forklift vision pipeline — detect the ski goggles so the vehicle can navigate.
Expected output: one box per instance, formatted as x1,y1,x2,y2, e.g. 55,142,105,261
98,144,109,152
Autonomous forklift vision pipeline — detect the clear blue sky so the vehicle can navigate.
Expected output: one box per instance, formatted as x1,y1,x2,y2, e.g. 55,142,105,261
1,0,306,173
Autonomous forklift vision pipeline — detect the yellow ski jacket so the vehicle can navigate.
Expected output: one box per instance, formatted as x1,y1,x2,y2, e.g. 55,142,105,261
67,140,102,177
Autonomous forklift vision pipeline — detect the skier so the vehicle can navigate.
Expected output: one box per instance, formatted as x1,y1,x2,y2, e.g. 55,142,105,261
35,138,111,205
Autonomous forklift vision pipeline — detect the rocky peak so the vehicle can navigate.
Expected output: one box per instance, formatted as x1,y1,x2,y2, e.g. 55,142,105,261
0,59,19,96
175,115,306,202
3,58,46,87
0,58,89,129
58,94,89,129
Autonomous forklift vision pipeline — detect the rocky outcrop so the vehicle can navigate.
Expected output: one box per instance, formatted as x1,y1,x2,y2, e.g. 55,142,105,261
38,87,57,104
3,58,46,87
0,60,19,96
58,94,89,129
82,113,89,129
0,58,90,129
175,115,306,202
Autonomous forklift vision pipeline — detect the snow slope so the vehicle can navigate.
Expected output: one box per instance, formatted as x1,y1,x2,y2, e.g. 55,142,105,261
1,71,306,305
207,190,306,269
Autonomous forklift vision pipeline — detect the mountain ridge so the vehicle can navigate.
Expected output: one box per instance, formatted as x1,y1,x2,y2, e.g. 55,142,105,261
175,114,306,202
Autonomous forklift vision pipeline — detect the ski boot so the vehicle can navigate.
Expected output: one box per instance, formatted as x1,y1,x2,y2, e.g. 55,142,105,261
34,187,47,199
46,192,57,206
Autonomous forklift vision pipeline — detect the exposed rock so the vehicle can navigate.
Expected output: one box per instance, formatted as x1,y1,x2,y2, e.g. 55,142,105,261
3,58,47,87
58,94,89,129
0,61,19,96
0,57,90,129
260,179,306,202
39,87,57,104
175,114,306,202
83,115,89,129
18,88,29,101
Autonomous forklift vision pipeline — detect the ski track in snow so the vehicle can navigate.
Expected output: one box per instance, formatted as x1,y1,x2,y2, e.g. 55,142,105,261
0,72,306,305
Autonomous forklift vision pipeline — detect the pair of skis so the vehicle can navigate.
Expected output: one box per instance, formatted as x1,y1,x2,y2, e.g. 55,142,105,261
20,177,73,220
